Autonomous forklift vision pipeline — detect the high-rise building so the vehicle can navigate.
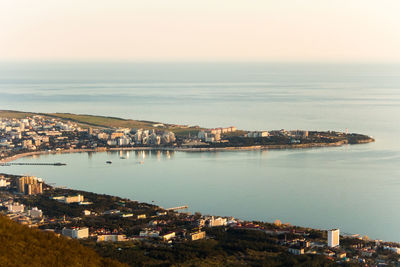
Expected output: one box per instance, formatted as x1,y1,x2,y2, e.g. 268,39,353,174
25,183,43,195
17,176,43,195
328,229,340,247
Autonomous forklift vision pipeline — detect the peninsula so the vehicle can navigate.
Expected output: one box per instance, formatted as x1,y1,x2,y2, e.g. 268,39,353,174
0,110,374,162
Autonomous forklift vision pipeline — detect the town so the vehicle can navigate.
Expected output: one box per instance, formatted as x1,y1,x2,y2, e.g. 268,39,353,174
0,114,374,162
0,173,399,266
0,112,388,266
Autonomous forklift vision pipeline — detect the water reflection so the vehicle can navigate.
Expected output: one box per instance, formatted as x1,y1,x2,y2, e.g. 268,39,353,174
5,147,400,242
86,149,175,162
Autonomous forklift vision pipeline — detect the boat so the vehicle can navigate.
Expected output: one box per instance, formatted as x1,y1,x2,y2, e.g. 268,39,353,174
106,161,112,164
120,157,126,159
138,161,144,164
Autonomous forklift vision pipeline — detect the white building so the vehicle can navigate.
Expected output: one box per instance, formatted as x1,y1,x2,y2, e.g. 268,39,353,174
0,178,10,187
82,210,91,216
198,130,221,142
59,194,85,204
118,136,131,146
139,229,160,238
97,133,109,140
161,132,176,143
62,227,89,239
207,216,227,227
247,131,270,138
383,246,400,254
28,207,43,219
328,229,340,247
7,203,25,213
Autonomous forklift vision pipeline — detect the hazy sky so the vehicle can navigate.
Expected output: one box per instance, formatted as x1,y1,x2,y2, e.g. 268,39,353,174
1,0,400,62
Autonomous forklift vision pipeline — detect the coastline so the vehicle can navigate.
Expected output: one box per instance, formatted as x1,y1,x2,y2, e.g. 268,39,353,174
0,138,374,163
4,137,400,245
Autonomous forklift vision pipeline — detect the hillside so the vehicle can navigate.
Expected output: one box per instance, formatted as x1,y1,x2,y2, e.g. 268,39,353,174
0,215,126,267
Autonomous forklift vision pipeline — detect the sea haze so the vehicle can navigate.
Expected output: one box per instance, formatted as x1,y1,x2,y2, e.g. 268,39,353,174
1,62,400,241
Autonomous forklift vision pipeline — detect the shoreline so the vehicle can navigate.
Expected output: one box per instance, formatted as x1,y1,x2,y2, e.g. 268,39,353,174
0,139,374,163
2,138,398,244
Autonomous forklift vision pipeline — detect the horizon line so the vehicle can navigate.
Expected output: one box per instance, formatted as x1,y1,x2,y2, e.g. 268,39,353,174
1,59,400,65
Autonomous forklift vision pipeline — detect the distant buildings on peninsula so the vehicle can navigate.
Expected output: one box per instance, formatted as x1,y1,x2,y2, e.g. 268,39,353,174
197,126,236,142
0,116,177,158
1,114,373,162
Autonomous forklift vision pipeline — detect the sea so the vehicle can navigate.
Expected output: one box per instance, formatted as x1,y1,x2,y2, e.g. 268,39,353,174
0,62,399,241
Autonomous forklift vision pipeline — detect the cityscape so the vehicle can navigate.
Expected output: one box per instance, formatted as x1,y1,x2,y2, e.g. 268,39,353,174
0,112,398,266
0,114,373,162
1,170,400,266
1,0,400,266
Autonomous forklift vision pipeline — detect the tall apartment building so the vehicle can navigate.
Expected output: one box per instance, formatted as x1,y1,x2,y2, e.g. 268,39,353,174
328,229,340,247
25,183,43,195
17,176,43,195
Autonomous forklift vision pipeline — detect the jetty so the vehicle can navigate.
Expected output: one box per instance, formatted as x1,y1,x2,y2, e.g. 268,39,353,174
166,205,188,211
0,162,67,166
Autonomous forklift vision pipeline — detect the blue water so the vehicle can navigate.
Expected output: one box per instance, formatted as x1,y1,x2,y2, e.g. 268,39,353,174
1,62,400,241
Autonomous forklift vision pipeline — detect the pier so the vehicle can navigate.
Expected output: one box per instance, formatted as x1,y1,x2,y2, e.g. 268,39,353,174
166,205,188,211
0,162,67,166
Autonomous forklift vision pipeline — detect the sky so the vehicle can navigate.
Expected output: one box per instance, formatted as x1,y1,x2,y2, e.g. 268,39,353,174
1,0,400,62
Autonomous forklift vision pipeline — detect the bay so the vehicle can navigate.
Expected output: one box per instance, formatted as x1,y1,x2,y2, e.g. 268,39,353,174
1,62,399,241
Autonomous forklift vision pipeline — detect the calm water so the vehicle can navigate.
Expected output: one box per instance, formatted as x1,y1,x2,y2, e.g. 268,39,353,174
1,63,400,241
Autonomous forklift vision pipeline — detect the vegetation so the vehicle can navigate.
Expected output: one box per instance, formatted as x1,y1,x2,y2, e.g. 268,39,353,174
2,173,396,266
82,228,342,267
0,110,36,119
202,132,373,148
6,184,342,266
0,215,126,267
0,110,203,136
47,113,156,129
20,187,158,218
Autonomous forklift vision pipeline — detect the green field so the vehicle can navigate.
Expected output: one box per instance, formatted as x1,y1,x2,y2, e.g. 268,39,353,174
0,110,204,136
0,110,36,119
47,112,157,129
